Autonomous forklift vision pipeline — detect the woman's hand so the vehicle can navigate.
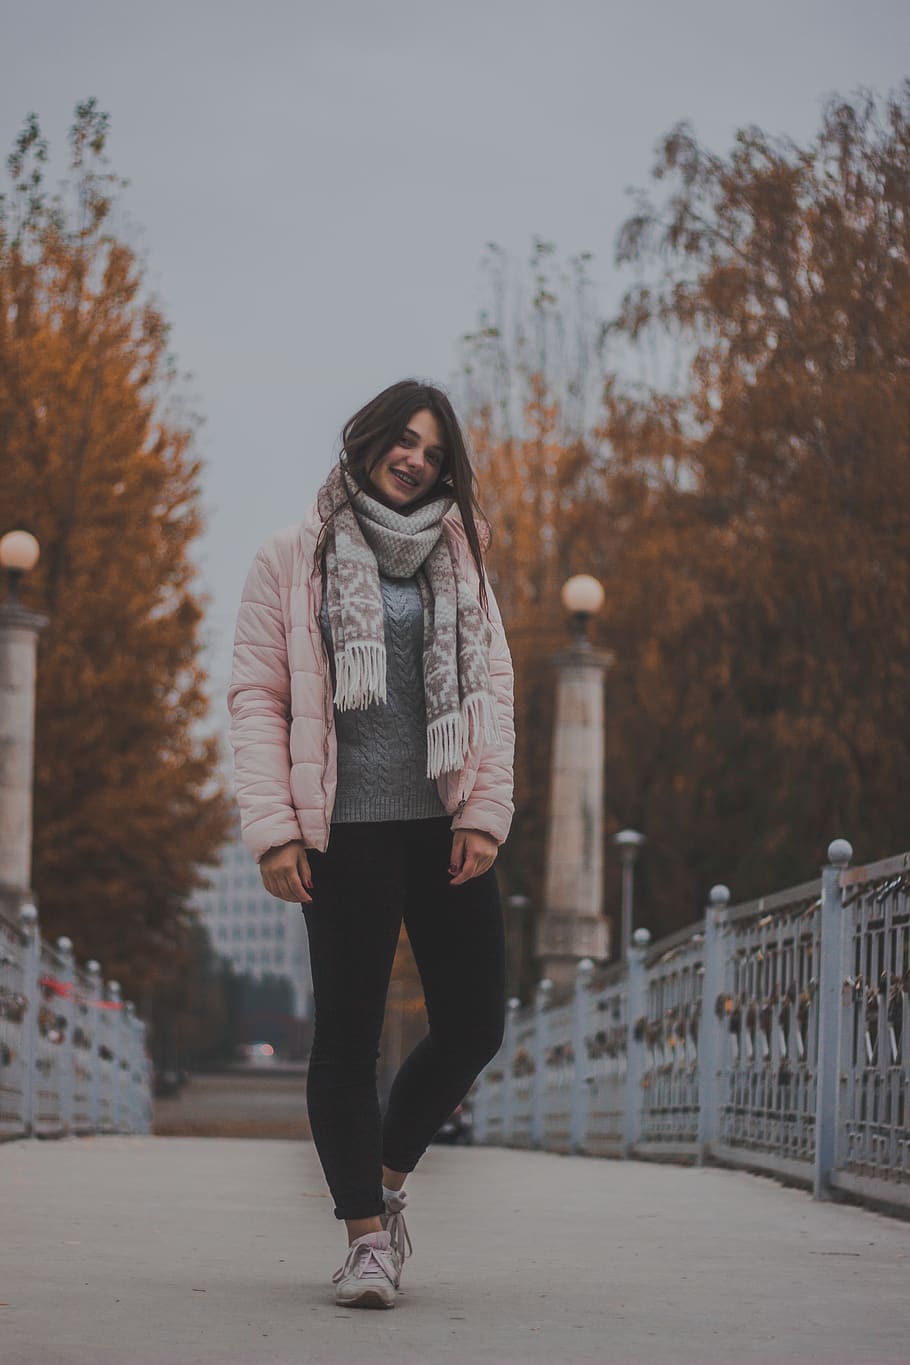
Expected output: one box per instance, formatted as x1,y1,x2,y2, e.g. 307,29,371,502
449,829,499,885
260,840,314,903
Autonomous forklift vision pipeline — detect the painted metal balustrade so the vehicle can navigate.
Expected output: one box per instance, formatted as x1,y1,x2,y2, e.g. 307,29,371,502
578,963,627,1158
712,878,822,1180
0,900,152,1141
0,907,30,1138
834,852,910,1205
472,839,910,1216
637,922,704,1157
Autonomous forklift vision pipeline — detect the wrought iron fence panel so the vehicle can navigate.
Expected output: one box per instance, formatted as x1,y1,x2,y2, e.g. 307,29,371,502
840,864,910,1186
133,1039,154,1134
508,1016,536,1147
72,965,97,1133
637,934,703,1150
94,987,117,1133
0,911,29,1139
717,888,821,1166
472,1040,506,1144
540,999,575,1151
470,844,910,1217
580,973,627,1156
0,900,150,1141
115,1006,131,1130
33,939,68,1136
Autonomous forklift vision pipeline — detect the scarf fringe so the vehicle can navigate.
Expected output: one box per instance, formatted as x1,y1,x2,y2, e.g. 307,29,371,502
463,690,504,748
426,694,504,780
427,712,466,781
334,642,387,710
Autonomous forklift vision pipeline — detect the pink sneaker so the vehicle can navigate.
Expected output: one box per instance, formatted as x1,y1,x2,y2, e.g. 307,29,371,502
380,1189,413,1288
332,1230,397,1308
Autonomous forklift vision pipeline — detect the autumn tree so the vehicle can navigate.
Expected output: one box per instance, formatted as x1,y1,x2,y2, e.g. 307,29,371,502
0,102,232,1000
461,86,910,954
596,84,910,935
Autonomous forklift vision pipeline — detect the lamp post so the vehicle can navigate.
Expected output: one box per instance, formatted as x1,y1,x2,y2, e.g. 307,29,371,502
504,892,532,1002
613,828,646,962
561,574,605,645
0,531,48,918
535,574,613,988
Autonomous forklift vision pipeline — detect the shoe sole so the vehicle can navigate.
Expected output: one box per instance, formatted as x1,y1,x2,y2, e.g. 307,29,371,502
336,1288,395,1309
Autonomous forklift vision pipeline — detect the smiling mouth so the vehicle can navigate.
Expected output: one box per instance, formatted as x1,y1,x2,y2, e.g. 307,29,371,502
391,469,418,490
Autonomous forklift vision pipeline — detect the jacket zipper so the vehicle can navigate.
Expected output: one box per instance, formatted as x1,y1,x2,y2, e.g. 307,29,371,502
315,586,333,850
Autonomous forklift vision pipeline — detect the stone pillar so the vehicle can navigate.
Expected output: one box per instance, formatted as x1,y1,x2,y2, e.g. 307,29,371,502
535,640,612,988
0,599,48,915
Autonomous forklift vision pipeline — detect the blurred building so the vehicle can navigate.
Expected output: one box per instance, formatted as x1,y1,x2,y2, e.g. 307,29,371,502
190,810,312,1023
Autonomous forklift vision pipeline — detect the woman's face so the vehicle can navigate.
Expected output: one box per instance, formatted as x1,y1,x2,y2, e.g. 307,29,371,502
366,408,446,510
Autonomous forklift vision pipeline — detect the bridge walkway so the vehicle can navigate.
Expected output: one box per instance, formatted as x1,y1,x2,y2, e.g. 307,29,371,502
3,1135,907,1365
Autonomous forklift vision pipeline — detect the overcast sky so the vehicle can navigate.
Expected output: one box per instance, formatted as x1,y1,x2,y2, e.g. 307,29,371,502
4,0,907,749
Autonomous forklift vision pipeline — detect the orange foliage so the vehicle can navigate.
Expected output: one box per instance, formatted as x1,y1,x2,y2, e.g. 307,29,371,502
0,104,232,996
464,87,910,952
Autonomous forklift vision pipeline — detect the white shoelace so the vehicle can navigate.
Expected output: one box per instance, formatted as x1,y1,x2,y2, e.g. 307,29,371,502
386,1206,413,1264
332,1239,396,1286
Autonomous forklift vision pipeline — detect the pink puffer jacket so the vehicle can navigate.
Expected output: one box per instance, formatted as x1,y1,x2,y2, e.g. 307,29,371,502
227,501,515,862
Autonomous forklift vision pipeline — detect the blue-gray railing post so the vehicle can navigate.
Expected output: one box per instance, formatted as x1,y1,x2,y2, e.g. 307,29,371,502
698,885,730,1163
137,1021,152,1135
814,838,852,1200
56,935,75,1134
86,959,102,1129
123,1001,139,1131
623,928,651,1156
570,957,594,1152
19,901,39,1135
531,978,553,1148
108,980,122,1130
502,996,521,1145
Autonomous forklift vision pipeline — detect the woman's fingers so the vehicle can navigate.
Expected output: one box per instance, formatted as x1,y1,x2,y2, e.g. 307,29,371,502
260,843,313,903
265,873,310,903
450,857,479,886
298,848,313,886
449,830,498,885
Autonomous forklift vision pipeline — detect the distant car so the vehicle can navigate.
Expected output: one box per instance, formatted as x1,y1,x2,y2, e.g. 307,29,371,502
237,1041,277,1066
153,1066,182,1098
431,1100,473,1145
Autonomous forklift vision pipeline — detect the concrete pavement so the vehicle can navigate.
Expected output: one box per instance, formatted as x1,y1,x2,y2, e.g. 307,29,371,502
2,1134,908,1365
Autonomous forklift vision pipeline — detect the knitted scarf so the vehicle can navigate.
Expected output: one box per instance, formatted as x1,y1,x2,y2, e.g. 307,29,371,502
316,461,502,779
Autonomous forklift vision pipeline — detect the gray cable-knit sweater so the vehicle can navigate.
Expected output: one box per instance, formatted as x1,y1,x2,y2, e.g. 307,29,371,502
318,573,448,823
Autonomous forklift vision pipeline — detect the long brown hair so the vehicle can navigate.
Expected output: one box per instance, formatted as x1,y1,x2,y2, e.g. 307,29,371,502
314,378,492,611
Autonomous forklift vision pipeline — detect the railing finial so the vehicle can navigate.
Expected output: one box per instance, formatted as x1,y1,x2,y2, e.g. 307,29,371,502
709,885,730,908
827,839,853,868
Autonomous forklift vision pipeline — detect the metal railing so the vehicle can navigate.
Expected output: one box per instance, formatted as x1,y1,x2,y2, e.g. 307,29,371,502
0,900,152,1140
473,839,910,1215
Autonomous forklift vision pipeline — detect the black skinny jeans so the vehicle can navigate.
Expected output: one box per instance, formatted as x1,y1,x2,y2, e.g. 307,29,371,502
302,816,506,1220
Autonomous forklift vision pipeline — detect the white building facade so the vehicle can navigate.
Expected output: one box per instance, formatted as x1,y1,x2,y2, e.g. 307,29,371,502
190,813,313,1022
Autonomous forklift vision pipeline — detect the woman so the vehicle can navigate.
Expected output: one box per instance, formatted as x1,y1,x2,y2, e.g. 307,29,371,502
227,379,515,1308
